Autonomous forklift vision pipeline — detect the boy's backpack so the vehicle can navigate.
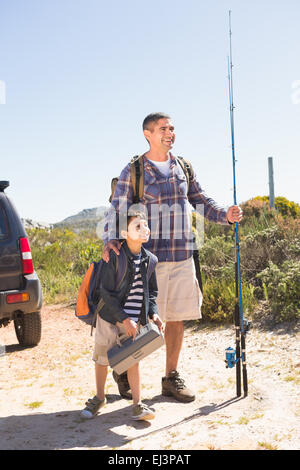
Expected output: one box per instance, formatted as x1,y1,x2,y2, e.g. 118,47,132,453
75,246,157,334
109,155,195,204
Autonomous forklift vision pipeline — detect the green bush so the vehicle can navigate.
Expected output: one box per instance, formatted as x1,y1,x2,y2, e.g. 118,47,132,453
28,228,103,304
199,235,235,279
242,196,300,219
240,225,288,285
201,276,256,323
200,197,299,323
256,261,300,322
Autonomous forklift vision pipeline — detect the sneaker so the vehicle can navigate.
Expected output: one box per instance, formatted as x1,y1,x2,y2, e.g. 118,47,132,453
112,370,132,400
80,395,106,419
132,403,155,421
162,370,195,403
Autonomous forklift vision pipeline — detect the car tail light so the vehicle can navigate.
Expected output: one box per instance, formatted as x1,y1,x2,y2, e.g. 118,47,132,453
19,237,34,274
6,292,30,304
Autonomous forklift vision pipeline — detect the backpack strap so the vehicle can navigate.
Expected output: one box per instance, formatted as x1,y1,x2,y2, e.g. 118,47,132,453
146,252,157,281
130,155,144,203
176,156,195,187
192,248,203,294
108,156,144,204
109,177,119,203
115,246,128,289
88,261,104,335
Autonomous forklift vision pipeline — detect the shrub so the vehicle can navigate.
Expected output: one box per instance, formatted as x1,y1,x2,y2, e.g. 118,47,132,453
199,235,235,279
273,197,300,218
240,225,286,285
28,228,103,304
201,276,256,323
200,197,299,323
242,196,300,219
256,261,300,322
241,197,270,219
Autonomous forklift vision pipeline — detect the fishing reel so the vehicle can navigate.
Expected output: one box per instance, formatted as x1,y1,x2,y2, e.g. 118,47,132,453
225,347,245,368
243,318,251,333
225,318,251,368
225,347,238,369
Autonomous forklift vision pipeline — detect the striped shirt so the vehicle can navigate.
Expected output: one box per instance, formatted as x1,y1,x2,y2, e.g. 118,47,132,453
123,254,143,323
103,153,229,262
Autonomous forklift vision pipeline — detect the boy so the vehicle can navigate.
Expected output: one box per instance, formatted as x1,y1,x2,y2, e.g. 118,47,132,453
81,211,163,420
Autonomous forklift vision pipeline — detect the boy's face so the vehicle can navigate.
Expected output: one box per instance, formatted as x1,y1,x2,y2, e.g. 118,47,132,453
123,217,150,243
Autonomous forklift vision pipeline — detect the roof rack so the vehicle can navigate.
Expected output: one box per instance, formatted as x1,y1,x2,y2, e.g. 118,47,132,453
0,181,10,192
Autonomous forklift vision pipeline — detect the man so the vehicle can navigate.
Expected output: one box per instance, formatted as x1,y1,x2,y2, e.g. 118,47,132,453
102,112,242,402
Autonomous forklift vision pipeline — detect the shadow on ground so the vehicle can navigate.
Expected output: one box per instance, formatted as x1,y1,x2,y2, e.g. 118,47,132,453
0,394,243,450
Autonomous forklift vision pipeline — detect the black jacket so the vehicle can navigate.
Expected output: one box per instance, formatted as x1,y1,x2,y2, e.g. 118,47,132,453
99,241,158,326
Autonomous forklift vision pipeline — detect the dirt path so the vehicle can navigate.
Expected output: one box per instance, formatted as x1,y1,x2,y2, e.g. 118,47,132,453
0,305,299,450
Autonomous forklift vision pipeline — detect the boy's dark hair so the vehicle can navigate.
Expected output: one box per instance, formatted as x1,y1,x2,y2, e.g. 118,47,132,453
142,112,171,131
127,209,147,226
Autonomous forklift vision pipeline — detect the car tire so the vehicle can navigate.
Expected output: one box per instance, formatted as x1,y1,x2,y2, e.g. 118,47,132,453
14,312,42,346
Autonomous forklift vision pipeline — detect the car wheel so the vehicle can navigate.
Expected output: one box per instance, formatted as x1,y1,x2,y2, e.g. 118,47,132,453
14,312,42,346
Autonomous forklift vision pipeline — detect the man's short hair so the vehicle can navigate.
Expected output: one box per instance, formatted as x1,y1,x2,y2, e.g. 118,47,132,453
142,112,171,131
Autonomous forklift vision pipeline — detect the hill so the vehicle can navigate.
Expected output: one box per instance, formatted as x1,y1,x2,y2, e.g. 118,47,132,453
53,206,108,233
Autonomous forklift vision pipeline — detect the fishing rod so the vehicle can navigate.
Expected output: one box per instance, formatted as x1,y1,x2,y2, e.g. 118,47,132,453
224,10,250,397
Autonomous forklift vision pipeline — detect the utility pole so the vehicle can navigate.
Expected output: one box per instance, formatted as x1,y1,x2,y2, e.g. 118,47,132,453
268,157,275,209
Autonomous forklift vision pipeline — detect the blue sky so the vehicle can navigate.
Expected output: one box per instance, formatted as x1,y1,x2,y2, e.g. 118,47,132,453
0,0,299,223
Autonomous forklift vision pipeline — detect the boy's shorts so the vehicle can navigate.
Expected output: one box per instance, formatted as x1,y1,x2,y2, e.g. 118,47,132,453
93,316,130,366
155,256,202,322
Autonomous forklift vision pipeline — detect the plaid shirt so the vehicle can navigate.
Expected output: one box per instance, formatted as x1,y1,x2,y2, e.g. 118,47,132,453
103,153,229,262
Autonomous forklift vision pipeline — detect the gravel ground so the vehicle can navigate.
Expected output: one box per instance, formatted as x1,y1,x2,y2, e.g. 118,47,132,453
0,304,299,450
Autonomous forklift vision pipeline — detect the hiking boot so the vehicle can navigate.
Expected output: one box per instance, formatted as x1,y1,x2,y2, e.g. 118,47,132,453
80,395,106,419
112,370,132,400
162,370,195,403
132,403,155,421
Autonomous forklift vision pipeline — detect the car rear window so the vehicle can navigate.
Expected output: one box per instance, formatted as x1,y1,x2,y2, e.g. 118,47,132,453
0,204,9,239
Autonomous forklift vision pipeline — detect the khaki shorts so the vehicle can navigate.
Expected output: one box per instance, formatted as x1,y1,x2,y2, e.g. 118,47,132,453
93,316,130,366
156,256,202,322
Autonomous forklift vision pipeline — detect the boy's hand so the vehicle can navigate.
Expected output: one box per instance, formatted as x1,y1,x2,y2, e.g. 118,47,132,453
102,240,122,263
122,318,138,339
152,314,164,333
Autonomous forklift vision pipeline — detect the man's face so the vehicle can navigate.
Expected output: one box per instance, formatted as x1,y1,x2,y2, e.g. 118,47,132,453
144,118,176,151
